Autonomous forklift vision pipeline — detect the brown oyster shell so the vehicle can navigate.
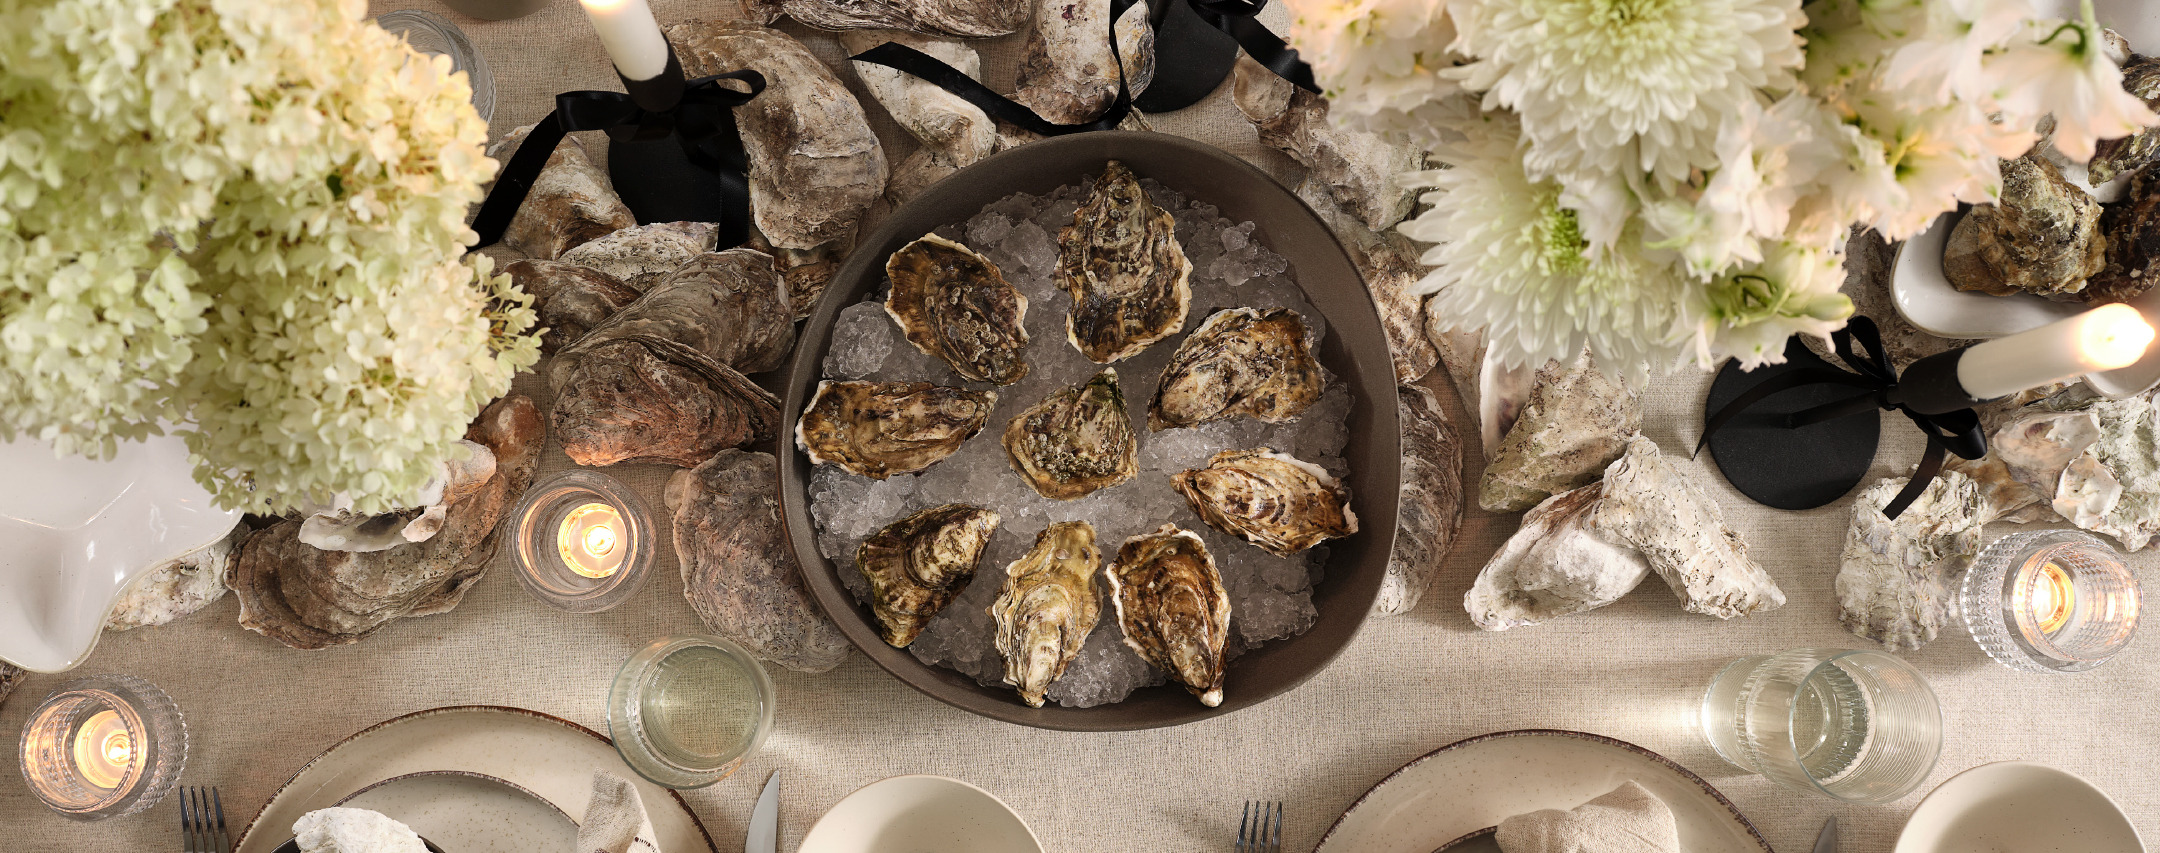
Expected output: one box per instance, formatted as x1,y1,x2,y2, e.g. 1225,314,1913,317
885,234,1031,384
557,221,720,291
2085,165,2160,304
1012,0,1155,125
555,248,795,376
1106,524,1231,707
1002,368,1139,500
990,520,1102,708
2089,55,2160,185
505,260,641,355
668,450,853,673
796,380,996,479
0,662,20,709
550,340,780,468
840,31,998,207
856,503,1001,648
1057,161,1192,363
1943,148,2106,300
1149,307,1325,430
1173,449,1357,557
782,0,1026,37
484,127,636,260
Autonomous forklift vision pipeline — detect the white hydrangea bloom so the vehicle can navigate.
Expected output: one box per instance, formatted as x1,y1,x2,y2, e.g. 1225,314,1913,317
1283,0,1469,146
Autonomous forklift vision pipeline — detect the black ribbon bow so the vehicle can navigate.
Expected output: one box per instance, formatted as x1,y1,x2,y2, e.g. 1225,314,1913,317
1187,0,1319,95
470,70,767,252
1698,316,1988,520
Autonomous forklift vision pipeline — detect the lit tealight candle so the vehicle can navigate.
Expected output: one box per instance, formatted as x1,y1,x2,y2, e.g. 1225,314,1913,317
579,0,670,82
2027,560,2077,636
1957,304,2156,400
69,710,133,790
558,501,627,579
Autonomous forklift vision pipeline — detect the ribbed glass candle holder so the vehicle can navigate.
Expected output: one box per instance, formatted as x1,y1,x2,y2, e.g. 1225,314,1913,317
1959,529,2140,673
18,674,187,820
1700,648,1940,804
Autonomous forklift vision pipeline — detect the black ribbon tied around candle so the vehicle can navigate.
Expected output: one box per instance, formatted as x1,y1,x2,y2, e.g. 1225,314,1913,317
1698,317,1988,520
1186,0,1318,95
469,70,767,251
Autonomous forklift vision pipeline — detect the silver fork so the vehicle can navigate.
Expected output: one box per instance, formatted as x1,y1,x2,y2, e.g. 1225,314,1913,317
1237,800,1283,853
180,786,231,853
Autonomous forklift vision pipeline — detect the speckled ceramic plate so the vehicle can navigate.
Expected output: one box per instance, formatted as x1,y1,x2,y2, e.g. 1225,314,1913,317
233,706,716,853
1313,730,1769,853
332,771,579,852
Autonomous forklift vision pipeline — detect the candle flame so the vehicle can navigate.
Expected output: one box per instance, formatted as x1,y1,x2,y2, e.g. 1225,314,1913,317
2080,304,2155,371
559,502,627,579
2033,561,2076,635
584,524,616,557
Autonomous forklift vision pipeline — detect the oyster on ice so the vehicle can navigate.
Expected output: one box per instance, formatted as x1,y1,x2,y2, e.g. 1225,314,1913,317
857,504,1001,648
1173,449,1358,557
1107,525,1231,707
1150,307,1325,430
1057,161,1192,363
797,380,996,479
885,234,1031,385
1003,369,1139,500
990,521,1103,707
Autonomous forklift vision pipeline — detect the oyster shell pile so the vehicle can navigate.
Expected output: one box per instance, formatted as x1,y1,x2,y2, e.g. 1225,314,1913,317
798,380,996,479
1150,307,1325,430
1002,369,1139,500
1107,525,1231,707
991,521,1103,707
1057,161,1192,363
1836,472,1986,651
1942,147,2106,300
857,504,1001,648
1952,389,2160,550
1173,449,1357,557
886,234,1031,384
483,128,635,260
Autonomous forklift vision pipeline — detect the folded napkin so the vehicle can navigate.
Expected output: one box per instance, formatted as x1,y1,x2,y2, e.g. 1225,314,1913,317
576,772,663,853
1496,780,1681,853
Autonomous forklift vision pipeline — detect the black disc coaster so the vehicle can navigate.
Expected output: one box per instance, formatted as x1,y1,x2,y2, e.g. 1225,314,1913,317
1702,338,1881,510
1132,0,1242,113
608,134,733,226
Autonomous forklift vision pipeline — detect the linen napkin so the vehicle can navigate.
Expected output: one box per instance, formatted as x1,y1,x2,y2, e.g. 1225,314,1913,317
1495,780,1681,853
575,771,663,853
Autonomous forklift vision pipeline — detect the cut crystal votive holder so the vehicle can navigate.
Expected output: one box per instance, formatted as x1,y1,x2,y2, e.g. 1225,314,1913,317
1700,648,1941,804
608,635,775,789
18,674,187,820
510,470,657,613
1959,529,2140,673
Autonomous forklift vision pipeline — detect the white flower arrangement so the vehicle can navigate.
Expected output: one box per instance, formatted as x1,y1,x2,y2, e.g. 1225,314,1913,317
1286,0,2159,377
0,0,539,514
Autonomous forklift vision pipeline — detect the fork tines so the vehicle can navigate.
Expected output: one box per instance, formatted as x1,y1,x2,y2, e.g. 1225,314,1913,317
180,786,231,853
1237,799,1283,853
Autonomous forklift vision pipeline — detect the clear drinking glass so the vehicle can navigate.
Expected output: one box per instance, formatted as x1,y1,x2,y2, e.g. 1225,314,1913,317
608,635,774,789
1959,529,2140,673
1700,648,1941,803
373,10,495,125
18,674,187,820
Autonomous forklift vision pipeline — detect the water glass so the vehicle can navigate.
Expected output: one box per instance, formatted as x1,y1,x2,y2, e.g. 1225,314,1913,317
373,10,496,125
18,674,187,819
608,635,774,789
1699,648,1941,803
1959,529,2140,673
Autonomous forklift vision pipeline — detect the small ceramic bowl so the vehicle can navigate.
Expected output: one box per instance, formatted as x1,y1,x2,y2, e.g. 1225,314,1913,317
798,775,1042,853
1895,761,2144,853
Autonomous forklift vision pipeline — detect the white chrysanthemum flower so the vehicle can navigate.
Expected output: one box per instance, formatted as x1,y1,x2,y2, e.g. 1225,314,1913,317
1450,0,1806,189
1688,241,1852,370
1284,0,1468,146
1987,5,2159,162
1883,0,2034,105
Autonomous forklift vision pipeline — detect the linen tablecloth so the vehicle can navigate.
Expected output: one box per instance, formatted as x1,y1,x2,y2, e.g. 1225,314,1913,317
6,3,2158,851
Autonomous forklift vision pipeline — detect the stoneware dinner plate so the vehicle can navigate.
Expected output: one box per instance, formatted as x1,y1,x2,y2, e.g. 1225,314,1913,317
781,130,1400,731
1313,730,1771,853
233,705,717,853
1894,761,2145,853
333,771,579,852
798,775,1043,853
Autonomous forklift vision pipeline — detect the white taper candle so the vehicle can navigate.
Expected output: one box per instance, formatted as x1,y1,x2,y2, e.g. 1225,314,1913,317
1956,303,2155,399
579,0,669,82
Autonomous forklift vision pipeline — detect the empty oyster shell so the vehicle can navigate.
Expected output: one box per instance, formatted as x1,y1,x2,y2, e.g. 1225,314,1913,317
1173,449,1357,557
858,504,1001,647
798,380,996,479
1234,55,1420,232
554,248,796,376
484,128,635,260
1107,524,1231,707
991,520,1103,708
1465,481,1651,631
550,339,780,468
885,234,1031,385
1149,307,1325,430
1375,380,1465,618
1011,0,1155,125
1002,368,1139,500
296,440,497,552
1057,161,1192,363
1836,472,1986,651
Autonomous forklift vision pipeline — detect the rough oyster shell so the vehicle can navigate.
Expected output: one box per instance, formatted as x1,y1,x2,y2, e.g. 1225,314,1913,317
1424,322,1533,461
1465,482,1651,631
797,380,996,479
550,339,780,468
2085,164,2160,305
1173,449,1357,557
2087,54,2160,185
857,504,1001,647
1057,161,1192,364
1943,148,2106,300
1149,307,1325,430
1592,435,1784,619
0,663,20,710
841,31,997,206
297,440,497,552
1375,380,1465,618
483,127,635,260
105,523,245,632
1011,0,1155,125
885,234,1031,385
1479,349,1640,512
782,0,1027,37
1296,179,1435,383
1234,55,1420,232
505,259,641,355
554,248,795,377
991,520,1103,708
557,221,719,291
2052,395,2160,549
1836,472,1986,651
1106,524,1231,707
668,450,853,673
1002,368,1139,500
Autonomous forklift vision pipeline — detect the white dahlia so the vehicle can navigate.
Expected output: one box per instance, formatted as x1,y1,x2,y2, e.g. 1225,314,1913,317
1450,0,1806,189
1283,0,1468,146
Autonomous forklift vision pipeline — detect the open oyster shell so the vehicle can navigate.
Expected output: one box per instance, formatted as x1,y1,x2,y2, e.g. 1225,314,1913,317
858,504,1002,648
1107,524,1231,707
797,380,996,479
105,523,246,632
1057,160,1192,363
885,233,1031,385
1002,368,1139,500
1149,307,1325,430
991,520,1103,707
1173,449,1357,557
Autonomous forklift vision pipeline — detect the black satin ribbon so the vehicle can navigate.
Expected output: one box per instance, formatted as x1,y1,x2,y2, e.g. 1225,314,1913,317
1189,0,1319,94
470,70,767,251
1697,317,1988,520
849,0,1141,136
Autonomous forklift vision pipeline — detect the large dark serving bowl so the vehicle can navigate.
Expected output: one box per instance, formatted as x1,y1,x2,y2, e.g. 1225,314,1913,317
780,131,1401,731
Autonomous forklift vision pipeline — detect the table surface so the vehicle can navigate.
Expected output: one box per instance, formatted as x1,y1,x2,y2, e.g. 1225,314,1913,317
7,3,2158,852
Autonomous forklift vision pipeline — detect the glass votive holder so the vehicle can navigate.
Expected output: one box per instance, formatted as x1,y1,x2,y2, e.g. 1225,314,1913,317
1959,529,2140,673
510,470,657,613
1699,648,1941,804
18,674,187,820
607,635,775,790
373,10,496,125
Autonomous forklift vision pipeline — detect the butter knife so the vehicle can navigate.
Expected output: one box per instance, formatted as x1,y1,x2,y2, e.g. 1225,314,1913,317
1813,816,1838,853
747,771,780,853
